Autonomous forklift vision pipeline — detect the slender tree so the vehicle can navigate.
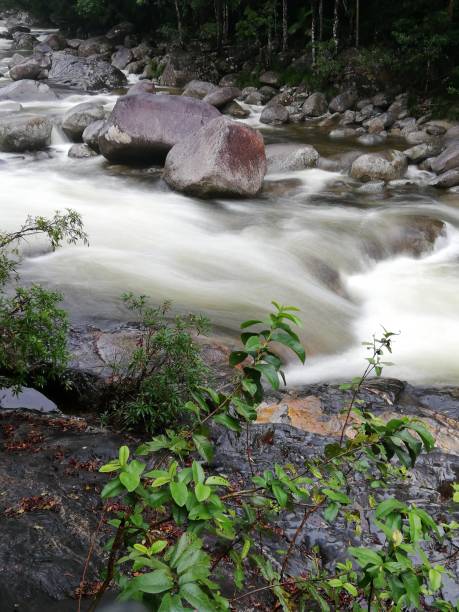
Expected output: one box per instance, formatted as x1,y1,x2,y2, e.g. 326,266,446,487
174,0,183,47
355,0,360,47
319,0,323,40
333,0,340,52
282,0,288,51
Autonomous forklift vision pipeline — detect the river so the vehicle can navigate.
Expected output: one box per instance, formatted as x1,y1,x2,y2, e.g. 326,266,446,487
2,22,459,386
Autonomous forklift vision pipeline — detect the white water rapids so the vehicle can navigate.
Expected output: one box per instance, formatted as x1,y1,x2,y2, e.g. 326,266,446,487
1,23,459,386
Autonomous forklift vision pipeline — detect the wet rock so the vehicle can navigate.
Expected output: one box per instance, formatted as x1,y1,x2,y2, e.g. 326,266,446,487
244,91,264,105
266,143,319,173
0,388,59,414
125,60,146,74
357,133,387,146
429,169,459,188
426,123,446,136
78,36,113,58
111,46,133,70
339,110,356,125
372,92,390,109
219,73,239,87
0,79,57,102
0,114,52,152
221,100,249,118
99,94,220,164
203,86,241,109
405,130,431,145
43,32,67,51
318,112,340,127
444,125,459,144
302,92,328,116
329,90,357,113
12,32,38,50
351,150,408,182
106,21,135,43
329,127,357,139
131,43,152,61
62,102,106,141
126,80,155,96
240,86,258,100
48,53,127,91
259,70,280,87
182,79,218,99
159,58,195,88
357,180,386,193
430,143,459,174
7,24,30,35
9,56,46,81
163,116,266,197
8,52,26,68
388,95,408,119
67,38,82,49
404,141,443,164
68,143,98,158
289,111,305,123
82,119,105,153
260,85,278,102
260,104,289,125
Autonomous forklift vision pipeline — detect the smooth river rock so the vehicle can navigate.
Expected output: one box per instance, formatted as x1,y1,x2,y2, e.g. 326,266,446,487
48,53,127,91
430,143,459,174
82,119,106,152
163,116,266,197
62,102,106,141
266,143,319,173
0,79,57,102
99,94,221,164
0,114,52,152
351,150,408,182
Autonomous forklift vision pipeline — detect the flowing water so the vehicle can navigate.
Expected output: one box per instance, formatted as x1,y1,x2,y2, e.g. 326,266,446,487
1,23,459,385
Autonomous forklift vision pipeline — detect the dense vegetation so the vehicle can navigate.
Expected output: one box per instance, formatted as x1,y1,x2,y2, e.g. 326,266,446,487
1,0,458,102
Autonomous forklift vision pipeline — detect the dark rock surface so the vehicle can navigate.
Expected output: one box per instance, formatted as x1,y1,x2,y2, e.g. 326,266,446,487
48,53,127,91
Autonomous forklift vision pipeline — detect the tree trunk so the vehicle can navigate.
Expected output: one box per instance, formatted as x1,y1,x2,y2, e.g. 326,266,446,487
311,0,318,66
214,0,223,53
333,0,340,53
282,0,288,51
355,0,360,47
223,0,229,44
174,0,183,47
319,0,323,41
448,0,454,20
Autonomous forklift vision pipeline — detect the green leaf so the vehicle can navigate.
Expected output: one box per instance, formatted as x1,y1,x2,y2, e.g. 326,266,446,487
205,476,230,487
375,498,406,519
158,593,188,612
233,398,257,421
408,421,435,451
101,477,124,499
271,482,288,507
254,363,280,390
271,330,306,363
120,470,140,493
192,461,205,484
99,461,121,473
192,434,214,462
401,572,420,608
348,547,383,568
180,582,216,612
119,445,129,466
328,578,343,588
152,475,171,487
240,319,263,329
241,378,258,396
322,488,351,504
245,335,263,352
429,568,442,592
150,540,168,554
229,350,248,367
343,583,358,596
213,412,242,432
170,481,188,507
195,482,211,502
323,502,340,523
133,569,173,594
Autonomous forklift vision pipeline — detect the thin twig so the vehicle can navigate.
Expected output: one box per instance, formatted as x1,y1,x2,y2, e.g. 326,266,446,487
77,507,106,612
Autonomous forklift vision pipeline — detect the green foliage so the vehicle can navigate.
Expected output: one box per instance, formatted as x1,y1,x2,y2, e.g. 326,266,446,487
0,210,87,391
104,293,210,434
95,304,459,611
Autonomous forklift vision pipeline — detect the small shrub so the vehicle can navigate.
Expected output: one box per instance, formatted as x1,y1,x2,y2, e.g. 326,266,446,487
104,293,210,434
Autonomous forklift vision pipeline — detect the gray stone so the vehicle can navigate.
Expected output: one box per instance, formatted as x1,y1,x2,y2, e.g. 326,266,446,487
425,124,446,136
0,80,57,102
68,143,98,158
351,150,408,182
203,86,241,109
405,130,431,146
266,143,319,173
82,119,106,153
429,169,459,188
302,92,327,116
329,128,357,139
111,47,133,70
43,32,67,51
372,93,390,109
0,114,52,152
357,133,387,146
62,102,106,141
182,80,218,99
221,100,249,118
9,55,49,81
78,37,113,58
163,116,266,197
244,91,264,105
357,181,386,194
126,80,155,96
106,21,135,43
259,70,280,87
430,143,459,174
260,104,289,125
404,142,443,164
49,53,127,91
329,90,357,113
99,94,220,163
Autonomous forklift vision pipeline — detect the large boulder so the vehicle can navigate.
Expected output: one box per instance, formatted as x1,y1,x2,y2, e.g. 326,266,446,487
126,81,156,96
0,80,57,102
182,80,218,99
0,114,52,152
159,58,196,88
43,32,67,51
404,142,443,164
222,100,250,118
68,143,98,158
260,104,289,125
266,143,319,173
259,70,280,87
111,47,133,70
350,151,408,182
106,22,135,43
163,116,266,197
430,143,459,174
9,57,43,81
203,86,241,109
429,169,459,189
302,92,328,117
329,90,357,113
12,32,38,50
99,94,221,163
82,119,106,153
62,102,106,141
78,37,113,58
48,53,127,91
